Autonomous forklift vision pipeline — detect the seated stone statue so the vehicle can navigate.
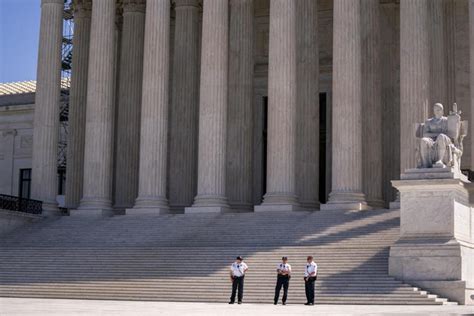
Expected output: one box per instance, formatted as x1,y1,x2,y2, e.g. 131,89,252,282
416,103,467,170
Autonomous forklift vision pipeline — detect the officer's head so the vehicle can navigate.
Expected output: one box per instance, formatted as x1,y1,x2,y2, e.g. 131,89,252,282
236,256,243,263
307,256,313,263
282,256,288,263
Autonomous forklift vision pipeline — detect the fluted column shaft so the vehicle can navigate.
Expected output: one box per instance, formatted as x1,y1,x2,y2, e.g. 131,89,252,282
296,0,319,210
323,0,368,211
113,0,145,210
31,0,63,213
226,0,254,211
400,0,430,172
132,0,170,213
65,0,91,209
169,0,200,211
362,0,383,208
429,0,448,107
78,0,116,212
186,0,229,213
445,0,456,107
255,0,299,212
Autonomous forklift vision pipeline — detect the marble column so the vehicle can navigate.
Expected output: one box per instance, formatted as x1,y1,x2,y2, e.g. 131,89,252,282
77,0,116,214
113,0,145,211
131,0,170,214
31,0,63,213
65,0,91,210
295,0,319,210
226,0,254,211
322,0,369,211
186,0,230,213
429,0,448,107
361,0,383,208
444,0,456,108
255,0,299,212
400,0,430,173
169,0,200,212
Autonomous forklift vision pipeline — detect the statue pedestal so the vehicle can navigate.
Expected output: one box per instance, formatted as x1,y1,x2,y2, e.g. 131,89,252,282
390,168,474,305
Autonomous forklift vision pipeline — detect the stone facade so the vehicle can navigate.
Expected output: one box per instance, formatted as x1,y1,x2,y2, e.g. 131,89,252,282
0,0,473,214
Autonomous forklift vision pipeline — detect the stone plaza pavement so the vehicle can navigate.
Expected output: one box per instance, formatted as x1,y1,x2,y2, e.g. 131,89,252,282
1,298,473,316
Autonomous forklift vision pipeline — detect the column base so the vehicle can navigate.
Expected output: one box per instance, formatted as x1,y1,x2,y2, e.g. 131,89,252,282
185,205,230,214
321,191,370,211
254,204,303,212
69,209,116,217
78,196,113,211
255,192,302,212
185,194,230,213
126,207,170,215
132,195,169,212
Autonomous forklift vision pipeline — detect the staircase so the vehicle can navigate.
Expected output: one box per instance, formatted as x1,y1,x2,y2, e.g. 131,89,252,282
0,209,456,305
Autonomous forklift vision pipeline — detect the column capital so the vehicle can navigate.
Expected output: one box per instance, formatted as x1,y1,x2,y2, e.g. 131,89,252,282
73,0,92,18
123,0,146,13
174,0,200,9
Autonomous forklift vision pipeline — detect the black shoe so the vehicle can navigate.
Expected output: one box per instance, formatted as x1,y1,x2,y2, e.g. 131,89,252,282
282,302,286,305
238,301,242,305
229,302,234,304
304,303,310,305
274,302,277,305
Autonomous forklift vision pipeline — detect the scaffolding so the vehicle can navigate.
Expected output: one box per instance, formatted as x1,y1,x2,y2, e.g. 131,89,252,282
58,0,73,193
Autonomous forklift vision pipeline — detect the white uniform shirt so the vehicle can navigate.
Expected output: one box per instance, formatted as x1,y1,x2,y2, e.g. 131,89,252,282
231,261,248,277
304,261,318,277
277,263,292,274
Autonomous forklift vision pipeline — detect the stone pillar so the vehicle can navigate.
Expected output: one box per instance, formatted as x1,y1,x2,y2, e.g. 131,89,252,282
322,0,369,211
254,0,299,212
400,0,430,173
295,0,319,210
186,0,230,213
226,0,254,211
65,0,91,210
31,0,63,213
113,0,145,211
361,0,383,208
169,0,200,212
77,0,116,214
429,0,448,107
444,0,456,108
131,0,171,214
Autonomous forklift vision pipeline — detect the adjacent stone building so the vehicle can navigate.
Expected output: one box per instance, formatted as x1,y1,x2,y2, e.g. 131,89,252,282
3,0,474,214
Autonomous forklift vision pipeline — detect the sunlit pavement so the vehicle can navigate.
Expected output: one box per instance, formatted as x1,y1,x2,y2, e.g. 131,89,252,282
1,298,474,316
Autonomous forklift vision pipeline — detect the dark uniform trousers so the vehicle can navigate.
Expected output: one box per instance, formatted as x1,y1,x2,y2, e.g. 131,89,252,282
230,276,244,303
305,277,316,304
274,275,290,304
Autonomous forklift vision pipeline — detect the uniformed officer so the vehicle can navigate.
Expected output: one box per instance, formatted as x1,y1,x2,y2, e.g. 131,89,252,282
274,256,291,305
229,256,248,304
304,256,318,305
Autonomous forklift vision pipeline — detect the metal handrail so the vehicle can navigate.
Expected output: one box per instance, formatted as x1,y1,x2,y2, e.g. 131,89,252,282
0,194,43,215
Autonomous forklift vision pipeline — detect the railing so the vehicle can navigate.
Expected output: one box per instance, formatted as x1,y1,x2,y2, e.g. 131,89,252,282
0,194,43,215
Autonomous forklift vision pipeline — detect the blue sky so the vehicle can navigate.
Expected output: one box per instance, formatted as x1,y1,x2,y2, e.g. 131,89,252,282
0,0,41,83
